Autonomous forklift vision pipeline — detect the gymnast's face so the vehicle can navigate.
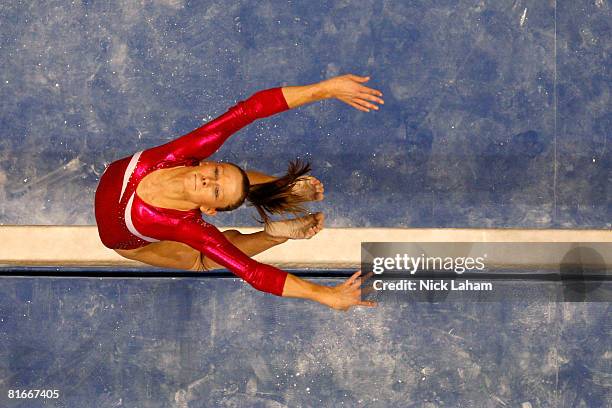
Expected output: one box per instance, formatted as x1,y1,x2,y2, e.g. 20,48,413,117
186,161,244,215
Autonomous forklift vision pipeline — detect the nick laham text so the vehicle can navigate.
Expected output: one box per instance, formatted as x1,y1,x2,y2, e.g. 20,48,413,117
373,280,493,291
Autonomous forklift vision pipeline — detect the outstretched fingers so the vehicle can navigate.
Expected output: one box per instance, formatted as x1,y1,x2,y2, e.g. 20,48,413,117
346,270,376,288
358,91,384,105
354,272,378,307
328,270,380,311
330,74,384,113
349,74,370,82
345,100,370,112
361,285,376,297
359,86,384,97
353,98,379,111
346,270,362,286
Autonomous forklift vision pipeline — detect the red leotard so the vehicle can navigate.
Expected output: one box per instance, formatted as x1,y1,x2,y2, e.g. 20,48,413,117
94,87,290,296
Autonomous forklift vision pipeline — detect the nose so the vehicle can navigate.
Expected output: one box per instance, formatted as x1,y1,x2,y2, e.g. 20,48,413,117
201,176,217,187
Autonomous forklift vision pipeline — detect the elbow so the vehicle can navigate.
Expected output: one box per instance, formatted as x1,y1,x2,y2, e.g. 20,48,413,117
230,100,259,125
241,97,266,121
246,263,288,297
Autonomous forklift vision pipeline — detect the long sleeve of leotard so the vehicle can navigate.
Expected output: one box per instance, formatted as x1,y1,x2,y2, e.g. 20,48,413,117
135,210,288,296
146,87,290,163
180,218,287,296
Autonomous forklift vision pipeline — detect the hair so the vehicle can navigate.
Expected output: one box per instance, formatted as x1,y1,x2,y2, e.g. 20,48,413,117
217,158,312,225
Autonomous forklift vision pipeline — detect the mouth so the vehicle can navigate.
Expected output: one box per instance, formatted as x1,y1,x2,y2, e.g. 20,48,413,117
194,174,197,191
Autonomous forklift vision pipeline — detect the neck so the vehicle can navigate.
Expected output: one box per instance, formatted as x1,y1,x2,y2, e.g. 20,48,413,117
146,166,199,211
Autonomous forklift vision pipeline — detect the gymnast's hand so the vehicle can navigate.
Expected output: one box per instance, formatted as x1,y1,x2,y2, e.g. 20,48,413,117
321,74,384,112
322,270,378,311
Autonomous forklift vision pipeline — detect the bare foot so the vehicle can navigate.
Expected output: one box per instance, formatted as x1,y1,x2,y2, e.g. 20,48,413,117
264,212,324,240
292,176,324,202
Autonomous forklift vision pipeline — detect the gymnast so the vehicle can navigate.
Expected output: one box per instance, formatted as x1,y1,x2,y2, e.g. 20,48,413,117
94,74,383,311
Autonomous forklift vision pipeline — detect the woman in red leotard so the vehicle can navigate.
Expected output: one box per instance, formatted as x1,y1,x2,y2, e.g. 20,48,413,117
94,74,384,311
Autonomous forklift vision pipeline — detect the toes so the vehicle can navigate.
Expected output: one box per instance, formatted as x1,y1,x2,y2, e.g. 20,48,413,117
310,217,319,227
311,214,324,231
317,213,325,225
293,177,324,202
309,177,323,188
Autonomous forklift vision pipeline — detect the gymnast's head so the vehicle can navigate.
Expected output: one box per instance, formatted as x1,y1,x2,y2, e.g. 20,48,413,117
191,158,312,224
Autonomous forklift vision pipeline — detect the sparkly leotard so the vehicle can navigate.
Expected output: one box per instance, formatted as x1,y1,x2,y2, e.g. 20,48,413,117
94,87,289,296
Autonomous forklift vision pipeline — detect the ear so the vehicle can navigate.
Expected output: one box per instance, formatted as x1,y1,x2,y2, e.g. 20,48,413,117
200,206,217,216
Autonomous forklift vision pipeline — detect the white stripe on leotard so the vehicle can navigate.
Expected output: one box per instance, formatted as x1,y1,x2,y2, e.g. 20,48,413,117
125,192,160,243
119,150,143,203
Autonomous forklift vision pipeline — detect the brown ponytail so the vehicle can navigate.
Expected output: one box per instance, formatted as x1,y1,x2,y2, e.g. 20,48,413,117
245,158,312,225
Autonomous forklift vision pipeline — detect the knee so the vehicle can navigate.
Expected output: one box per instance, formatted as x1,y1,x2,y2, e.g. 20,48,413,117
190,230,241,272
191,252,222,272
189,252,208,272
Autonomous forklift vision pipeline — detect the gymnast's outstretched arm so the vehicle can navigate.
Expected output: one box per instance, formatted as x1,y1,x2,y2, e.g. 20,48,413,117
199,228,377,311
281,74,384,111
139,217,375,310
146,74,384,163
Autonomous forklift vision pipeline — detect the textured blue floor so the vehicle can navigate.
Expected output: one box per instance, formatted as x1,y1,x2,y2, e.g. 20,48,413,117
0,0,609,227
0,276,610,408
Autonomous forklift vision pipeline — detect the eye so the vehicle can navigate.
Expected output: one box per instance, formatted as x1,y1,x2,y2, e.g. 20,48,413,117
215,167,219,179
215,186,219,199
